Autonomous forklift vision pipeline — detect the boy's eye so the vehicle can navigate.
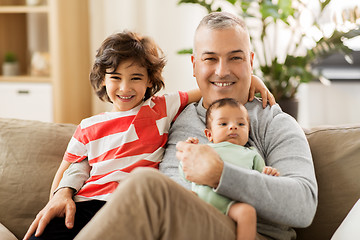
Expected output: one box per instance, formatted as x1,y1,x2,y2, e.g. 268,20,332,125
238,123,245,126
131,77,142,81
110,76,121,80
219,122,227,126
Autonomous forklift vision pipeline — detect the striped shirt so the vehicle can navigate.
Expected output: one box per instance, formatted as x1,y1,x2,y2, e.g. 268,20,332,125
63,91,188,202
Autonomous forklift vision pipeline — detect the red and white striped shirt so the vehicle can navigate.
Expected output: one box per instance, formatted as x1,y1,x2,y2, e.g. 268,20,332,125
64,91,188,202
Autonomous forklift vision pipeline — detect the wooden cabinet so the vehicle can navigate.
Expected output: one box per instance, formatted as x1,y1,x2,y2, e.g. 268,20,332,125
0,0,91,124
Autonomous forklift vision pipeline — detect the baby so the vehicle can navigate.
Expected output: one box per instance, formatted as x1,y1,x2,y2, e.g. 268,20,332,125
182,98,279,240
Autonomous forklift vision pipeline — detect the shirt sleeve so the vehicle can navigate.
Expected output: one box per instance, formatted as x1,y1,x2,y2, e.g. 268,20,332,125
55,159,91,194
252,150,266,172
63,124,88,163
164,91,188,123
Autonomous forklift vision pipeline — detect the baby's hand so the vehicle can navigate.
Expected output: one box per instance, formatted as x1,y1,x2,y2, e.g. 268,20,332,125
262,166,280,176
186,137,199,144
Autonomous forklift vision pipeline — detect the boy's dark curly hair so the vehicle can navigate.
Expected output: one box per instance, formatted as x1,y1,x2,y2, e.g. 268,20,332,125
90,31,166,102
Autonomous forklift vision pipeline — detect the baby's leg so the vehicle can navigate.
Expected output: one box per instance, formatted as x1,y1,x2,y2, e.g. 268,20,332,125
228,202,256,240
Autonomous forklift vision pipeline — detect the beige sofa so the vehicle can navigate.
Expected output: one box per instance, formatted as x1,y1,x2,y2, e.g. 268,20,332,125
0,118,359,240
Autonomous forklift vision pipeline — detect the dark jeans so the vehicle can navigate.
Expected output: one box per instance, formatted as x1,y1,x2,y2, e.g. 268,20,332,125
29,200,106,240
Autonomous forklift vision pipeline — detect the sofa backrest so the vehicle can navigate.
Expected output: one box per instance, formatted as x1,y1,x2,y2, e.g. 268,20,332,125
0,118,76,239
296,125,360,240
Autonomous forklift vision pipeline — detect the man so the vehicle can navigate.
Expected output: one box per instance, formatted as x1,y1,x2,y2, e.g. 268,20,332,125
25,12,317,240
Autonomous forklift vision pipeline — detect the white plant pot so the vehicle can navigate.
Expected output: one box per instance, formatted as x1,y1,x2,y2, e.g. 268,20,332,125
2,62,19,76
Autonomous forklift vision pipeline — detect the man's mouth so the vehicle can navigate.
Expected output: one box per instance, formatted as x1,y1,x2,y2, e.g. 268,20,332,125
212,82,234,87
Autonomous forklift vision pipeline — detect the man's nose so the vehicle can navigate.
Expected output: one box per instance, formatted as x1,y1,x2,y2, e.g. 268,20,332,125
215,59,230,78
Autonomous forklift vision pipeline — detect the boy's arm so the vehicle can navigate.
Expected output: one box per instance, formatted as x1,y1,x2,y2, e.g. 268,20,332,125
49,160,71,199
186,75,275,108
186,89,202,104
249,75,276,108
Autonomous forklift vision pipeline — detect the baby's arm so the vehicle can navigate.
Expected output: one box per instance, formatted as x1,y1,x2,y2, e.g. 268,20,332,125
49,160,71,199
186,137,199,144
249,75,276,108
262,166,280,176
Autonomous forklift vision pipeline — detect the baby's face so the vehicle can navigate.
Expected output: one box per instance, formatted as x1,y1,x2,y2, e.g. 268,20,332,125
205,105,249,146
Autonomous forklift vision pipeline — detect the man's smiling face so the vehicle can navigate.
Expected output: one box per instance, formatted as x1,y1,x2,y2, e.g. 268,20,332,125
192,26,254,108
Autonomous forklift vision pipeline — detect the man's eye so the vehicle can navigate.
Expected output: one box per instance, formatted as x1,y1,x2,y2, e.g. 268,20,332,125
204,57,216,61
231,56,242,60
132,77,142,81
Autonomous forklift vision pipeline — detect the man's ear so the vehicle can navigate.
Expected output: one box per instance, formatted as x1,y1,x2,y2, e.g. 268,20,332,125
249,51,254,71
204,128,213,142
191,55,196,77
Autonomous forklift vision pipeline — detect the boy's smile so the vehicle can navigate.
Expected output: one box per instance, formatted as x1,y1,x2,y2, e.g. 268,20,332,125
103,59,152,112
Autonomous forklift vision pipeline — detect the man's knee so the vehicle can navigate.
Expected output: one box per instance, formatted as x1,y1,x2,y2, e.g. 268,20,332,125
130,167,167,186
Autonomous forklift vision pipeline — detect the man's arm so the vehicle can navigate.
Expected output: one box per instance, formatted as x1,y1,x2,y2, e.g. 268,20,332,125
214,103,317,227
162,100,317,228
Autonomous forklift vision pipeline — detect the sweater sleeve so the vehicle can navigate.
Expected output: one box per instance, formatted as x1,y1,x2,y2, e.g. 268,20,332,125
215,103,318,228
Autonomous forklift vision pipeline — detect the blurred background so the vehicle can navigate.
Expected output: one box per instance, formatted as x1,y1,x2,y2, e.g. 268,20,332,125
0,0,359,128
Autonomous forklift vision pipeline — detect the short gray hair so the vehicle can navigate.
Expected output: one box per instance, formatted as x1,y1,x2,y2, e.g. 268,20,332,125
193,12,249,55
196,12,247,31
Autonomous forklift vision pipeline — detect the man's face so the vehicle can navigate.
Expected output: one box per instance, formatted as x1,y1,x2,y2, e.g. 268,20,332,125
192,26,254,108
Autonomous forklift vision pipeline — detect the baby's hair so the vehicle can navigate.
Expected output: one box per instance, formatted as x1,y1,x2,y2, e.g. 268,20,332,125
90,31,166,102
205,98,249,129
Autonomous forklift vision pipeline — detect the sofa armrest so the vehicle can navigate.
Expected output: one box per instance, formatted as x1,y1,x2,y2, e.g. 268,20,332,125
296,125,360,240
0,118,76,239
0,223,17,240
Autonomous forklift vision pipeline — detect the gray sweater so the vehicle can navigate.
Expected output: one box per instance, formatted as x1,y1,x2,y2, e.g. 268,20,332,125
160,98,317,239
58,98,317,240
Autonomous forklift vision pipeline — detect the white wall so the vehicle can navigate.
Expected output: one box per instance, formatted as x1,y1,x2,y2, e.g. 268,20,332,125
89,0,206,114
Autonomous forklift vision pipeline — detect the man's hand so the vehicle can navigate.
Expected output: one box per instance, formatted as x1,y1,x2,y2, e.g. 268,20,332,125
23,188,76,240
176,141,223,188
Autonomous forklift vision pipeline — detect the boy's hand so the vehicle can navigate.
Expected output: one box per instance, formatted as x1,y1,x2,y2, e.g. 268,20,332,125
249,75,276,108
23,188,76,240
262,166,280,176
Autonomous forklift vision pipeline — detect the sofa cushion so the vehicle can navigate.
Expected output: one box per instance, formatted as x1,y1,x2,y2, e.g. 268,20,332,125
296,125,360,240
0,118,76,239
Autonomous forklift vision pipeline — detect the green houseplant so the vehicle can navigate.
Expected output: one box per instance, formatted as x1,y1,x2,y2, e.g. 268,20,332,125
2,51,19,76
178,0,360,118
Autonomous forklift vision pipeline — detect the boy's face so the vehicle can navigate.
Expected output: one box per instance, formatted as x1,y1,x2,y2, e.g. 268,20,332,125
192,26,254,109
103,59,152,112
205,104,249,146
